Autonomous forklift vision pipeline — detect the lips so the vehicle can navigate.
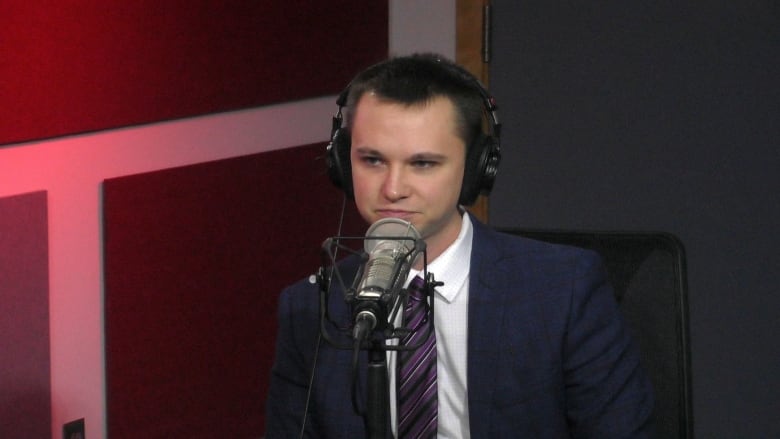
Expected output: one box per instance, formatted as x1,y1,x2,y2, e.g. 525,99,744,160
375,209,416,221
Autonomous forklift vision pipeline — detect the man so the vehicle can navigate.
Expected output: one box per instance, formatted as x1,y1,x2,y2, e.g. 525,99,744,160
265,54,654,438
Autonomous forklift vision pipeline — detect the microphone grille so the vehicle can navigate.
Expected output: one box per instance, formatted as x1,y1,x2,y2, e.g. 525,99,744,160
364,218,420,254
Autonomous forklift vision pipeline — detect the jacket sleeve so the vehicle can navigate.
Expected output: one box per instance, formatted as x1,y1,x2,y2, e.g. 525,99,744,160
563,250,655,438
265,283,321,438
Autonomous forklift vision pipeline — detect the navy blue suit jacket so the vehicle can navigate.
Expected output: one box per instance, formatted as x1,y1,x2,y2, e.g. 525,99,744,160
266,219,654,438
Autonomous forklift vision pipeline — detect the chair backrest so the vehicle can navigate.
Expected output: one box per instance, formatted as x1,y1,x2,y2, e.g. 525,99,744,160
501,229,694,439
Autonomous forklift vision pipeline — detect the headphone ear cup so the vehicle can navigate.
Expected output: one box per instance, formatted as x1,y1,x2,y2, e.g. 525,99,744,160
460,135,501,206
480,135,501,195
326,127,354,198
460,134,487,206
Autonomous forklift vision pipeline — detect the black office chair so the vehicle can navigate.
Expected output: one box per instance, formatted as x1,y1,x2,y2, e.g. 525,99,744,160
500,229,694,439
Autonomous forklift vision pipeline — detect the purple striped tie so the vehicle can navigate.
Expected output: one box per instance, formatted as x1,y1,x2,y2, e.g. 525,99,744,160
397,275,437,438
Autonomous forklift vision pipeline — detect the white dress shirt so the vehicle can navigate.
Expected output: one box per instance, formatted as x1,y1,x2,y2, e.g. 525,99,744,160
389,212,473,438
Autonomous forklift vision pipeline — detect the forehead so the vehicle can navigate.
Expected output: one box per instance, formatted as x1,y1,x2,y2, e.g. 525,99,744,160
349,91,457,123
352,94,459,132
351,94,465,155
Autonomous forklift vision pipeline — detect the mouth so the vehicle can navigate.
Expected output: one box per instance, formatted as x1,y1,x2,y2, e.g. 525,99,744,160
375,209,415,221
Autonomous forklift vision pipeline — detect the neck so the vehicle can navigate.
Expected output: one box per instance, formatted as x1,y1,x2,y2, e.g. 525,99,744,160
413,211,467,270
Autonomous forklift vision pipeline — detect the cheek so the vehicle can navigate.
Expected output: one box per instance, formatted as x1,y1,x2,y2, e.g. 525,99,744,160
421,172,463,209
350,172,375,219
441,166,465,200
350,169,371,199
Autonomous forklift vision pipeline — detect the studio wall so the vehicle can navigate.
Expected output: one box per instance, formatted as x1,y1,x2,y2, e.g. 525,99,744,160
1,1,387,145
103,144,365,436
0,191,51,438
1,1,388,436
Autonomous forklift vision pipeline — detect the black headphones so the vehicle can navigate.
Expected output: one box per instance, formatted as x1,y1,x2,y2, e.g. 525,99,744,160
325,61,501,206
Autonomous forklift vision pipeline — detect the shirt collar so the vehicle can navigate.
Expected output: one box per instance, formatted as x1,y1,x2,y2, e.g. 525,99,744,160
410,212,473,303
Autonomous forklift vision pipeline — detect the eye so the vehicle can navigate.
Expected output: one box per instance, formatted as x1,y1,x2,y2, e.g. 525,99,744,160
410,157,442,169
408,153,445,170
411,159,436,168
359,154,384,167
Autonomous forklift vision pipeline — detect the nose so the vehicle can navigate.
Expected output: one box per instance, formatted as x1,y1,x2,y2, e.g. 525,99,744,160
381,166,408,202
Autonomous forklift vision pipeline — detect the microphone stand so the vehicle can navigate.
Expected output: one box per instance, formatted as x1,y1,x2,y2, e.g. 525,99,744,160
352,303,389,439
365,339,389,439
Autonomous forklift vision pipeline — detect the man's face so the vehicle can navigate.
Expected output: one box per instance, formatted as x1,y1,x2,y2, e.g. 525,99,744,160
350,93,466,261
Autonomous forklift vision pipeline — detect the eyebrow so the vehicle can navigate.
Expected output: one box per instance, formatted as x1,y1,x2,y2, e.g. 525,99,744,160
353,147,448,162
409,152,447,161
354,146,382,155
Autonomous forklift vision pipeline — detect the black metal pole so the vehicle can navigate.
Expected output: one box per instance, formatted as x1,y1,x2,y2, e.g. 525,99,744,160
365,343,389,439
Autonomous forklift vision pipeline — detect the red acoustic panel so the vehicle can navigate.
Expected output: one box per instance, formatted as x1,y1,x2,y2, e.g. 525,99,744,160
1,1,388,145
103,144,365,437
0,191,51,438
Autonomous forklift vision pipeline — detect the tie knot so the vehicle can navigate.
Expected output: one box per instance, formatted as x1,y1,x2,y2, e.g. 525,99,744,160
407,275,426,301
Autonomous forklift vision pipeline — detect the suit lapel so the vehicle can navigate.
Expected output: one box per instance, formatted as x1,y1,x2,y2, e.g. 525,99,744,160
466,220,512,437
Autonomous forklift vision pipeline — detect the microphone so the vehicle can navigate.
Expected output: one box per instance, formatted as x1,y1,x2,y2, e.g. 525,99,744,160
351,218,423,342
